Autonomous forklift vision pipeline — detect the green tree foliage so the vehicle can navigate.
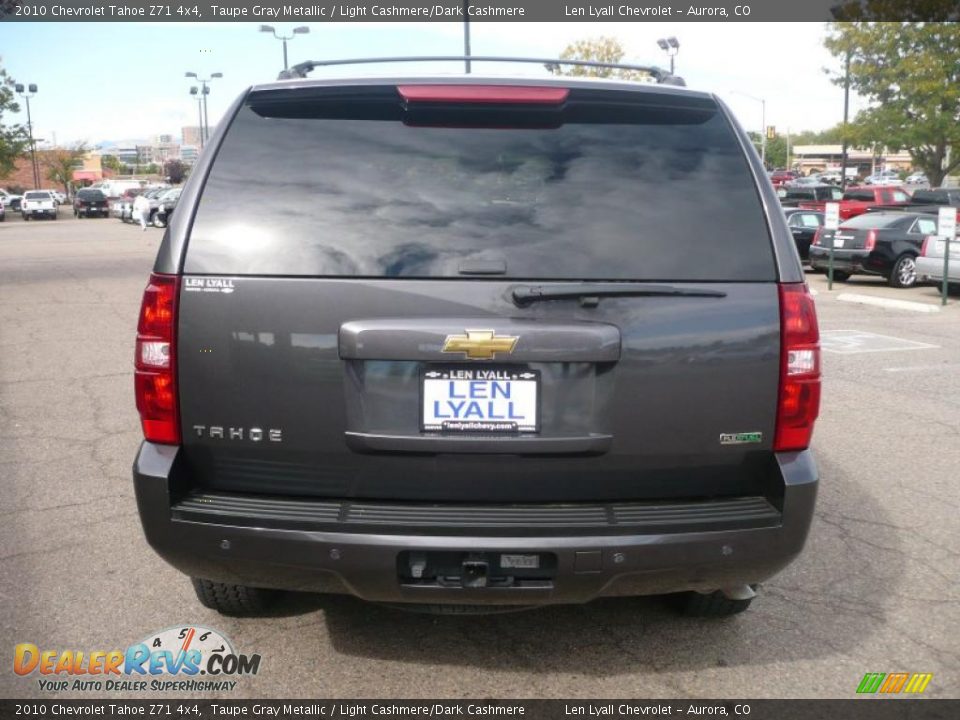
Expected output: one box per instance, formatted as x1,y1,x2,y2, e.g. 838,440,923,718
0,57,29,177
44,143,88,195
548,37,652,81
765,135,788,170
100,154,122,173
825,22,960,186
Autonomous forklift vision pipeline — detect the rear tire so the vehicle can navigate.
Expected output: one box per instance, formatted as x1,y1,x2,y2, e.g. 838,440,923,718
153,213,167,229
190,578,279,616
889,254,917,288
675,589,755,617
830,270,850,282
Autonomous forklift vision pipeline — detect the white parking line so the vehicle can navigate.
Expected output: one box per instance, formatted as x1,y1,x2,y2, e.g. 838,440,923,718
836,293,940,313
884,363,960,373
821,330,940,354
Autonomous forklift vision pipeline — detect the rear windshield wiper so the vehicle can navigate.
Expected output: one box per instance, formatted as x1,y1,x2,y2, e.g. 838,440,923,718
512,283,726,307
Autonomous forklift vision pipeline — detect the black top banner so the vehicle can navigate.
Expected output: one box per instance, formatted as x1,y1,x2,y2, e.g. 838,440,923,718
1,0,959,22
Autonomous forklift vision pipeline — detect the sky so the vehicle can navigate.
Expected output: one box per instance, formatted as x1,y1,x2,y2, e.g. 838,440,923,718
0,21,868,147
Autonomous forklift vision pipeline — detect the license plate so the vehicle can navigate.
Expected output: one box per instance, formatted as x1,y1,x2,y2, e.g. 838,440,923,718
500,554,540,569
832,237,844,248
421,366,539,433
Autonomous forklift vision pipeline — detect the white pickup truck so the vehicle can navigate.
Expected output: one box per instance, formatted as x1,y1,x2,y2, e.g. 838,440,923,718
0,188,22,212
20,191,58,220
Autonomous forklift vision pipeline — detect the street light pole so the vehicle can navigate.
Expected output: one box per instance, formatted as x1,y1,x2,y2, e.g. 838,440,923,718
656,37,680,75
15,83,40,189
260,25,310,72
190,87,204,151
731,90,767,166
839,49,851,190
185,72,222,144
202,85,210,143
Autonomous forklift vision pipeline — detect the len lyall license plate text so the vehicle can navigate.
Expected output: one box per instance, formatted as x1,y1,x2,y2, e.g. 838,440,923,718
422,367,539,433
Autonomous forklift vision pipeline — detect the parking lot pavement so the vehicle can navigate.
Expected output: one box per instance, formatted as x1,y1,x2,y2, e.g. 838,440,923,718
805,267,960,309
1,216,958,699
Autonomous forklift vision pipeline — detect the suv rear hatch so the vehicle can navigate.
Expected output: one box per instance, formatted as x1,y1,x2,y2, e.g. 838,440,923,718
171,82,792,505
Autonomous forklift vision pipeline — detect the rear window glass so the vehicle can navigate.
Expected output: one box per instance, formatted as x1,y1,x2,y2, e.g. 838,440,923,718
77,190,105,200
843,190,876,202
797,214,823,228
24,192,50,200
911,190,956,205
186,87,775,281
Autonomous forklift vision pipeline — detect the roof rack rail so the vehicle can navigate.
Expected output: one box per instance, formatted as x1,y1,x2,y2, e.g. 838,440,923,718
276,56,686,87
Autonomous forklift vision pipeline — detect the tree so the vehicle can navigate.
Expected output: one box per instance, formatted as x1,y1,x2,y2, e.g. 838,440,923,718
548,37,652,81
765,135,788,170
44,142,88,196
163,159,186,184
0,57,29,177
825,22,960,186
101,154,122,174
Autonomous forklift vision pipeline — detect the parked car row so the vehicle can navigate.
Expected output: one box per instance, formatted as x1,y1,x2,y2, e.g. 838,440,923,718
808,211,958,288
111,186,182,227
1,185,182,225
778,176,958,289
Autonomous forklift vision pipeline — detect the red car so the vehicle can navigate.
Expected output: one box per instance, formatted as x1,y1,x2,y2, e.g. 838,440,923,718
800,185,911,220
770,170,800,188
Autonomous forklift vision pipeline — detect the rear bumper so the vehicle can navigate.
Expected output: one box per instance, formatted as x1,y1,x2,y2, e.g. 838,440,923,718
133,443,818,605
809,248,871,274
916,256,960,282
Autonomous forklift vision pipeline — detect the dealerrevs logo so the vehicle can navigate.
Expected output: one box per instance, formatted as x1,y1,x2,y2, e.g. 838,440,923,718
14,625,261,692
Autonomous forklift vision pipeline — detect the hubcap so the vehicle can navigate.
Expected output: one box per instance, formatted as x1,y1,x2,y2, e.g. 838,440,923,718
899,258,916,286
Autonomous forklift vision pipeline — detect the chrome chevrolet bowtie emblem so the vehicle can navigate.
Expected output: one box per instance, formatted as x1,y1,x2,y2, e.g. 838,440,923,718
441,330,519,360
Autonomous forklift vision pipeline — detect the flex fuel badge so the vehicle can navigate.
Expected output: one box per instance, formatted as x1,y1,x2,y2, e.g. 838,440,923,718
719,432,763,445
13,625,261,693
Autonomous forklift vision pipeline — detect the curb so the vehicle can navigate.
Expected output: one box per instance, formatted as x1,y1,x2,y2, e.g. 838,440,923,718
835,293,941,313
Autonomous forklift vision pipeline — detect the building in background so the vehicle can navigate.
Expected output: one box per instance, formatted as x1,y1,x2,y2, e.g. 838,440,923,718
72,151,104,184
180,145,199,164
114,146,140,166
182,126,203,148
793,145,914,177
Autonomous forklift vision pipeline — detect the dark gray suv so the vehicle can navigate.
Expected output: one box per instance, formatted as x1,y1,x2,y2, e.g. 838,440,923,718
133,66,821,617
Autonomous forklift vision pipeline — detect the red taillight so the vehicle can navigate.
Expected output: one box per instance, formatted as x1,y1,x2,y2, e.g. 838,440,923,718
397,85,570,105
135,273,180,444
920,235,933,257
775,283,821,452
865,229,878,251
812,227,823,246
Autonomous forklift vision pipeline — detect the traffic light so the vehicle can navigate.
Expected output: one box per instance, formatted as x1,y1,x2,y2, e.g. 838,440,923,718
766,126,776,140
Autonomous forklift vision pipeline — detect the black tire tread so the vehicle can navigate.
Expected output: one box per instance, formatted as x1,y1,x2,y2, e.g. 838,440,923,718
888,254,917,288
191,578,278,616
